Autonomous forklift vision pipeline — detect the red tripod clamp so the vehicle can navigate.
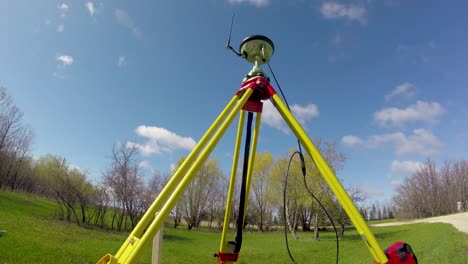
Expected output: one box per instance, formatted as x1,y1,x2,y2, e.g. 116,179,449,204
215,251,239,264
236,76,277,113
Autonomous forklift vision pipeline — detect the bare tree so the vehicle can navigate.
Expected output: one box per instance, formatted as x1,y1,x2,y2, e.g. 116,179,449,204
103,143,144,230
330,186,366,237
0,87,33,190
393,159,468,219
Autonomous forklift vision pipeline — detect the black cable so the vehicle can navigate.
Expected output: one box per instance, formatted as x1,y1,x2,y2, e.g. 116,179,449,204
283,151,300,264
265,60,306,175
266,51,339,264
302,171,340,264
234,111,254,253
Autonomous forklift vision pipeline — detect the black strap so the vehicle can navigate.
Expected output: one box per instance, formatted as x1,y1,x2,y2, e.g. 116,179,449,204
234,111,254,253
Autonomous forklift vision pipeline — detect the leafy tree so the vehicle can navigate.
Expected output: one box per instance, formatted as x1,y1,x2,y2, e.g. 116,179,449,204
250,151,274,231
176,157,222,230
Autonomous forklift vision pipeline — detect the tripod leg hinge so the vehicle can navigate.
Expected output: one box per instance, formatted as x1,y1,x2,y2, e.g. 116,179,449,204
242,100,263,113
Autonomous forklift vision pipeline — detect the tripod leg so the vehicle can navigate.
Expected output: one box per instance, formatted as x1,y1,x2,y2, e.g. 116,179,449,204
219,110,246,253
120,95,240,244
111,89,254,264
270,94,388,264
244,111,262,213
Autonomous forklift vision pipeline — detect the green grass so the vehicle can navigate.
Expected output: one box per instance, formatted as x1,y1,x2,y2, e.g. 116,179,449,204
1,191,467,263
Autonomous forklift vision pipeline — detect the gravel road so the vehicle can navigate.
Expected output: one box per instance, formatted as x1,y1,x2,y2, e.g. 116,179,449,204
373,212,468,234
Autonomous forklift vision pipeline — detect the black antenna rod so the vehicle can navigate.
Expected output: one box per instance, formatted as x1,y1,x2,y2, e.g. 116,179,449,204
226,13,235,49
226,13,242,57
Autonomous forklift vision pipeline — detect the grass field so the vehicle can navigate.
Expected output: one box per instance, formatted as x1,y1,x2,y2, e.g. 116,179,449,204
0,191,467,263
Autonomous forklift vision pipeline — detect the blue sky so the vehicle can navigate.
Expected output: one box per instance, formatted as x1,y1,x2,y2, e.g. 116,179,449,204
1,0,467,202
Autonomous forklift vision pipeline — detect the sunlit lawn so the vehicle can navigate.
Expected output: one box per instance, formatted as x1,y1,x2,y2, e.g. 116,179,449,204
1,191,467,264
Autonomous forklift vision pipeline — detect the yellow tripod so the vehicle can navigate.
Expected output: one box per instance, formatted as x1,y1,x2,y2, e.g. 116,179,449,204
97,35,389,264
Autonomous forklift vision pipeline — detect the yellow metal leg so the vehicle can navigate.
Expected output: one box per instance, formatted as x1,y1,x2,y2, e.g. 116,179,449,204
219,110,246,253
243,112,261,221
271,94,388,264
111,89,254,264
123,95,239,242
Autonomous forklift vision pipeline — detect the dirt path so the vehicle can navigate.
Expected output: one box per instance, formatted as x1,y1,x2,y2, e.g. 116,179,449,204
373,212,468,234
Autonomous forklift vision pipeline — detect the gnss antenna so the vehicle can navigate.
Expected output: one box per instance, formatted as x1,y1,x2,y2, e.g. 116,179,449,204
225,14,274,65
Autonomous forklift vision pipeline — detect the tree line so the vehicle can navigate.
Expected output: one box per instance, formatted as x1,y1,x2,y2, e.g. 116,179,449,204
0,86,370,239
393,159,467,219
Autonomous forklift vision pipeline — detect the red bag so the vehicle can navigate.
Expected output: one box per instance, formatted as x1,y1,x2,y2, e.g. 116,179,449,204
384,242,418,264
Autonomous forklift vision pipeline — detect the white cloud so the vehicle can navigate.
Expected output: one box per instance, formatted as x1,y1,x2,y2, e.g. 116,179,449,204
56,54,74,66
115,9,142,37
227,0,270,7
385,82,415,101
57,24,65,32
117,56,126,67
69,164,83,172
358,183,386,198
57,3,69,17
320,2,366,24
170,163,176,172
291,104,319,124
262,101,319,134
390,180,402,188
343,129,442,157
391,160,422,174
85,2,95,16
341,135,363,146
127,126,196,156
396,129,442,156
139,160,155,174
374,101,445,127
262,101,288,133
367,132,405,148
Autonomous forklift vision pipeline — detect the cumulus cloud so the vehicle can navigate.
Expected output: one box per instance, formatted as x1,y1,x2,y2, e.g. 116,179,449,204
374,101,445,127
57,3,69,17
395,129,442,156
391,180,402,188
341,135,363,146
291,104,319,124
262,101,319,134
127,126,196,156
117,56,126,67
358,183,386,198
342,129,442,156
391,160,423,173
227,0,270,7
385,82,415,101
139,160,155,174
115,9,142,37
85,2,95,16
320,2,366,24
56,54,74,66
